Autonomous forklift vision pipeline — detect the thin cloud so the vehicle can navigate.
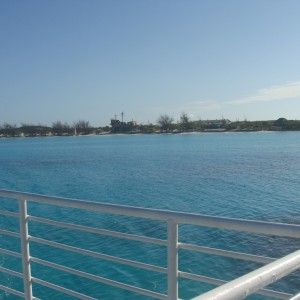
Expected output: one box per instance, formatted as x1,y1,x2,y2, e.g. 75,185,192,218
228,81,300,105
183,100,223,111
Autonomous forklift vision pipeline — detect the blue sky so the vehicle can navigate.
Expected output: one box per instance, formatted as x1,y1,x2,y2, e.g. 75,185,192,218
1,0,300,126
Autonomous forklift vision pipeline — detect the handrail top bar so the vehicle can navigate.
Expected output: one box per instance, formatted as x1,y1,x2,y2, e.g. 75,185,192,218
191,249,300,300
1,189,300,238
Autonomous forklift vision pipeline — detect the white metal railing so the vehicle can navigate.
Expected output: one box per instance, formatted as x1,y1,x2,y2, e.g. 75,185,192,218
0,189,299,300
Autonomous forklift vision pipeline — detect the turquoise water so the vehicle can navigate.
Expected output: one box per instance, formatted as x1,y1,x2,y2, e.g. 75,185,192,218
0,132,299,299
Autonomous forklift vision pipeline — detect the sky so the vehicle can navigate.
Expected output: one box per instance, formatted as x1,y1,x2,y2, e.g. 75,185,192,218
1,0,300,127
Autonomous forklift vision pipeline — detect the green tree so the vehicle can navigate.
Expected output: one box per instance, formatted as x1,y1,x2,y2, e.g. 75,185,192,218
0,123,18,137
19,123,51,136
179,112,192,131
73,120,92,135
52,121,72,135
157,114,173,131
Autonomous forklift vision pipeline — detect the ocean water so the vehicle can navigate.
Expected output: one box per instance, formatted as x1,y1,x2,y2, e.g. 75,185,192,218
0,132,299,299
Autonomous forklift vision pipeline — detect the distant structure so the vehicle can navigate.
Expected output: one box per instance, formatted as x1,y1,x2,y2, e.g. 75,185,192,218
201,119,231,128
274,118,288,126
110,112,138,133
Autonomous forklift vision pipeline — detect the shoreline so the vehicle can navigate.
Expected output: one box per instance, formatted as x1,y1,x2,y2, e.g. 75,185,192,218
1,130,300,140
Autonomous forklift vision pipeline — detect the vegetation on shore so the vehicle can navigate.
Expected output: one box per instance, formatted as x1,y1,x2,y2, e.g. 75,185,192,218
1,115,300,138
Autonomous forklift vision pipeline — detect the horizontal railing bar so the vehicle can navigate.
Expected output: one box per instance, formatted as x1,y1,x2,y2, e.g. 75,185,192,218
32,257,168,300
0,209,19,218
0,228,20,238
28,215,167,246
1,189,300,238
179,271,292,299
0,284,24,298
191,249,300,300
0,247,22,258
30,236,167,274
256,288,293,300
0,266,24,278
32,277,97,300
179,271,227,286
179,243,275,264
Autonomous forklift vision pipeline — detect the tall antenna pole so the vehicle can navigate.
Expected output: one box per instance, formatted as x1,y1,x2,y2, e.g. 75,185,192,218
121,112,124,123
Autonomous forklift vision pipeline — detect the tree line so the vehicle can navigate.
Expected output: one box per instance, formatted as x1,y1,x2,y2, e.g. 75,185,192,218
0,120,108,137
1,115,300,137
156,114,300,132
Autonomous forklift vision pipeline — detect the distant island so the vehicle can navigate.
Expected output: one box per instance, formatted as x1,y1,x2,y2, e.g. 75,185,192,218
1,114,300,138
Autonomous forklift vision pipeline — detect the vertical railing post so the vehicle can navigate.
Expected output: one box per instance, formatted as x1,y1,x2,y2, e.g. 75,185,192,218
19,198,33,300
167,219,178,300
